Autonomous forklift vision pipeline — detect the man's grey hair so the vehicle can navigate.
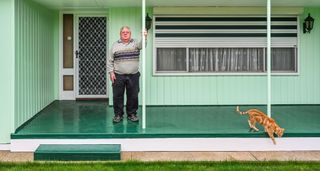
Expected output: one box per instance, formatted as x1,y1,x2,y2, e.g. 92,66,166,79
120,26,131,33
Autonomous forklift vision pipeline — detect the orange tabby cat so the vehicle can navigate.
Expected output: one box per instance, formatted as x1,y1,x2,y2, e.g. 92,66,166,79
236,106,285,145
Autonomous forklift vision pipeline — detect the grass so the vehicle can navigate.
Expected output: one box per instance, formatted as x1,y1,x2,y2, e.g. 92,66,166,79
0,161,320,171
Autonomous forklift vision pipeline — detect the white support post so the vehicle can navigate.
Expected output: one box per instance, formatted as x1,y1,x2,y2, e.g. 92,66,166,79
267,0,272,117
142,0,146,129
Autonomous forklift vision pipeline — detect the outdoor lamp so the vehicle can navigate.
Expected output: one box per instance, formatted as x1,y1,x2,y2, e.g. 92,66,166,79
145,13,152,31
303,13,314,33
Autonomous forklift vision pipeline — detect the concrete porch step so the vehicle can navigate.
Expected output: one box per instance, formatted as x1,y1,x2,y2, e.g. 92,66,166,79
34,144,121,161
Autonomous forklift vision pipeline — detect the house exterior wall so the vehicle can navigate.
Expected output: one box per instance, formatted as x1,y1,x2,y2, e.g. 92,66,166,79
0,0,15,143
108,7,320,106
273,7,320,104
14,0,59,130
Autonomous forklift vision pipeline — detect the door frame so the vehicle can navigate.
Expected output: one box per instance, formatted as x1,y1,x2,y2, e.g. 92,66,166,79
59,11,108,100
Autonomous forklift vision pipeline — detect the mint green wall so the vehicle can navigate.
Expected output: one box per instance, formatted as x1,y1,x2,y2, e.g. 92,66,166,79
0,0,15,143
271,7,320,104
15,0,59,129
108,7,320,106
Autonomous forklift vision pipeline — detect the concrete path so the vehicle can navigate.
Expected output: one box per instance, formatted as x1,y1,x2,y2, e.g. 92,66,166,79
1,151,320,162
123,151,320,161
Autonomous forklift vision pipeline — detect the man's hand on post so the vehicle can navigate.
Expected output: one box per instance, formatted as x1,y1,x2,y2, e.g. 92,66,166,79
144,30,148,38
142,29,148,40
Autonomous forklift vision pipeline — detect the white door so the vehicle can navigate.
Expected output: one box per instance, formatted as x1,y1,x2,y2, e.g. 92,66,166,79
75,16,107,98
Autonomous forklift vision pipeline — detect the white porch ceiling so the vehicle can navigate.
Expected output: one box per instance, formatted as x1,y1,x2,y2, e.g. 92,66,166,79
32,0,320,10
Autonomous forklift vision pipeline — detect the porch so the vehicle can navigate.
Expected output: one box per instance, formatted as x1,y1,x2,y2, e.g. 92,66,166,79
10,101,320,152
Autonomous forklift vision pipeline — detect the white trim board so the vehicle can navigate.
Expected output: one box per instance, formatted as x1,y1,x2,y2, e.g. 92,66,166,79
10,138,320,152
0,144,11,151
153,7,304,15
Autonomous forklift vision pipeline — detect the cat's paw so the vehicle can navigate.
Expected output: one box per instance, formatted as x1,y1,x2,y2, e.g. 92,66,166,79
248,128,257,132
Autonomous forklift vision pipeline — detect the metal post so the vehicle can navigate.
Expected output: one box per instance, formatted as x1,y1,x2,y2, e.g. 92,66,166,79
267,0,272,117
142,0,146,129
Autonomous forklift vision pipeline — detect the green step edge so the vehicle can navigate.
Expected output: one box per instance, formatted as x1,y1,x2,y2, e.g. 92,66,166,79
12,132,320,139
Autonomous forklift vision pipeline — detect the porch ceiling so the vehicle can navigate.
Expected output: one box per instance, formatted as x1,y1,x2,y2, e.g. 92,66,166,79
32,0,320,10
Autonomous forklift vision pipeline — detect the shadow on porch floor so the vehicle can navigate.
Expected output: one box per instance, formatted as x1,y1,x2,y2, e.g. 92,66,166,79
11,100,320,139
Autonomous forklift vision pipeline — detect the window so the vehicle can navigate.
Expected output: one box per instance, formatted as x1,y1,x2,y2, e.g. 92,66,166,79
156,47,297,73
154,16,298,74
189,48,264,72
156,48,186,71
270,47,296,72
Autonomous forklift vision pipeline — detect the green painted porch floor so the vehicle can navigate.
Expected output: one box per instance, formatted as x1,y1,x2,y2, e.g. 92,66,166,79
12,100,320,139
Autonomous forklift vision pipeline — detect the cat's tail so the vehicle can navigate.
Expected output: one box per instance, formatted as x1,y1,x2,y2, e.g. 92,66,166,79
236,106,247,115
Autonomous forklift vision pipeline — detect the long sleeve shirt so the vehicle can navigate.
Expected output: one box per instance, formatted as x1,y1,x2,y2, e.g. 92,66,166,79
107,39,142,75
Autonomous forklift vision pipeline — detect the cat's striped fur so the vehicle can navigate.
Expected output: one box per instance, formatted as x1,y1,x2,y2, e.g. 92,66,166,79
236,106,285,145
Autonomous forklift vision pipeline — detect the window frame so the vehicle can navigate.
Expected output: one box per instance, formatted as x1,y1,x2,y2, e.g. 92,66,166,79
152,15,300,76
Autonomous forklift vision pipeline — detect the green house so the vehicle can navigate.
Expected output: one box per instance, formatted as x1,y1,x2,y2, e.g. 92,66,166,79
1,0,320,153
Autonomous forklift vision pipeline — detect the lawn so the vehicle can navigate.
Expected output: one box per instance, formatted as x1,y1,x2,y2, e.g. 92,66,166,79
0,161,320,171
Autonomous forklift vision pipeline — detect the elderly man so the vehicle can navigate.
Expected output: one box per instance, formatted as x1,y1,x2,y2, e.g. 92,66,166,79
107,26,147,123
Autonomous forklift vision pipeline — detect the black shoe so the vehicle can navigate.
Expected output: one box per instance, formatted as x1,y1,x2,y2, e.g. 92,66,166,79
113,115,123,123
127,114,139,122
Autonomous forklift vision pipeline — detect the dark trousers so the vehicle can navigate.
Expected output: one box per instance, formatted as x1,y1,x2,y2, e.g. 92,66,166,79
112,72,140,117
